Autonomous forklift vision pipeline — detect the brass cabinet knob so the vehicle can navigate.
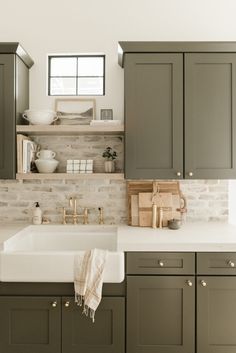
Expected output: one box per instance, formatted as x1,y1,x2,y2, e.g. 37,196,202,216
200,280,207,287
176,172,181,177
159,260,164,267
228,260,235,268
51,301,57,307
188,172,193,177
186,280,193,287
64,301,70,307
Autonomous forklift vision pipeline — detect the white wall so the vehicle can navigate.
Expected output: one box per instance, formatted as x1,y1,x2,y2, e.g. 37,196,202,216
0,0,236,119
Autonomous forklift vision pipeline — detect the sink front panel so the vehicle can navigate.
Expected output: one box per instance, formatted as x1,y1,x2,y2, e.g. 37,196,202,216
0,225,124,283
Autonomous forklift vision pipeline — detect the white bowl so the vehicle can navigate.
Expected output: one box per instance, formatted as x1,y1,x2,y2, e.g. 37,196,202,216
22,110,58,125
35,159,59,173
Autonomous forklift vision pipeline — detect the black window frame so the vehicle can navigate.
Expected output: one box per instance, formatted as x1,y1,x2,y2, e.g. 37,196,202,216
48,54,105,96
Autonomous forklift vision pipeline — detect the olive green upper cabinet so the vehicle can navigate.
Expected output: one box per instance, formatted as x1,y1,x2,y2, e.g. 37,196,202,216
119,42,236,179
124,53,183,179
0,43,33,179
185,53,236,179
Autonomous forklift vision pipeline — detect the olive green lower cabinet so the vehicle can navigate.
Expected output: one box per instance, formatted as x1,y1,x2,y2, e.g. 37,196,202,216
0,296,61,353
197,277,236,353
126,252,195,353
0,295,125,353
126,251,236,353
62,296,125,353
127,276,195,353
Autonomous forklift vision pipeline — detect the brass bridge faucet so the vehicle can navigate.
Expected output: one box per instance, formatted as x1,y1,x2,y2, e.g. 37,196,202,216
62,197,88,225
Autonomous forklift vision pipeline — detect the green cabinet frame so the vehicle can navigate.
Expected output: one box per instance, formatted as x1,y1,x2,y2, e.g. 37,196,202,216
0,43,33,179
0,55,16,179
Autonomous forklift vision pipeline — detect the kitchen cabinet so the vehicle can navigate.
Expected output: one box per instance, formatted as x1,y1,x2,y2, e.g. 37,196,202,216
185,53,236,179
0,43,33,179
197,277,236,353
62,296,125,353
0,283,125,353
124,53,183,179
126,251,236,353
127,276,195,353
0,296,61,353
120,42,236,179
126,252,195,353
196,252,236,353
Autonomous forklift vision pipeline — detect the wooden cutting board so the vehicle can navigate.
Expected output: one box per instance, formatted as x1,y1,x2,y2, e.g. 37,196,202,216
127,181,181,225
139,192,173,227
131,195,139,226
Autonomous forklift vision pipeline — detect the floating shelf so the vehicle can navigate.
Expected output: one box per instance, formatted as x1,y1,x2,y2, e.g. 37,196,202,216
16,173,125,180
16,124,124,136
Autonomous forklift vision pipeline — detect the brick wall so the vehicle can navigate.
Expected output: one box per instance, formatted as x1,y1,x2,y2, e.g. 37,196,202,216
0,135,229,224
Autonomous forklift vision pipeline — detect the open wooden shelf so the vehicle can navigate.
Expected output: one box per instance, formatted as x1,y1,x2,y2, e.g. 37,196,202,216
16,173,125,180
16,124,124,135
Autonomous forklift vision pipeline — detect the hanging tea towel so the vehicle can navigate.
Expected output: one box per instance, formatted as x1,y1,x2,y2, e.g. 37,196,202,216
74,248,107,322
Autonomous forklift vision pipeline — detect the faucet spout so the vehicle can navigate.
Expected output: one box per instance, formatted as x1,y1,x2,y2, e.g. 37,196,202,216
69,197,77,215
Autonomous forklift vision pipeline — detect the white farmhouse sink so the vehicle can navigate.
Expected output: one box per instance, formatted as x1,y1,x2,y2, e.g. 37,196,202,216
0,225,124,283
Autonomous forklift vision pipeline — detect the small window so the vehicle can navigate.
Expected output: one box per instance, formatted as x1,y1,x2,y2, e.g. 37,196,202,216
48,55,105,96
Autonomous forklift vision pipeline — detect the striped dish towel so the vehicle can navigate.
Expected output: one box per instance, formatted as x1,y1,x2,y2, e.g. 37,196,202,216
74,248,107,322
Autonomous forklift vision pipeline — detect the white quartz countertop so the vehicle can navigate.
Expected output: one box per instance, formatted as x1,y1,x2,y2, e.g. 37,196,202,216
0,222,236,252
117,223,236,252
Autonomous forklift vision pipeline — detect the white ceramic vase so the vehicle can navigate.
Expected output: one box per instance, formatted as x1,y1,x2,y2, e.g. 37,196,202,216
104,160,115,173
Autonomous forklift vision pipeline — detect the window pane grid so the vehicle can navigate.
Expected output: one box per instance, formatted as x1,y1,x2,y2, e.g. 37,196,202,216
49,76,104,78
48,55,105,96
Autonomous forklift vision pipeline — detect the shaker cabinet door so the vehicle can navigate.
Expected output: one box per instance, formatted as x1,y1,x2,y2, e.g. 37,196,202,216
185,53,236,179
197,277,236,353
125,53,183,179
0,296,61,353
127,276,195,353
62,296,125,353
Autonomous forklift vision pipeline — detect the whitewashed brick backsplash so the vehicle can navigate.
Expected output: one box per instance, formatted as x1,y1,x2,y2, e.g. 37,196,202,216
0,179,228,224
0,136,229,224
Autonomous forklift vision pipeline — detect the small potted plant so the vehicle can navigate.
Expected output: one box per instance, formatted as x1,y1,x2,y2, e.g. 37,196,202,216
102,147,117,173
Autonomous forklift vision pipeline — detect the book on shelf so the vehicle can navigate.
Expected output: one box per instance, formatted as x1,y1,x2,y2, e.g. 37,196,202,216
17,134,38,173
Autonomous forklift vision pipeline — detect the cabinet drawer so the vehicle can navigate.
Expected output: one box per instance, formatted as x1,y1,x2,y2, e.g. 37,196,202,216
126,252,195,275
197,252,236,275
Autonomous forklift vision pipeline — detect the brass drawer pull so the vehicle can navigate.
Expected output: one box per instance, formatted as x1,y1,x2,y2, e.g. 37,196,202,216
51,301,57,307
158,260,164,267
186,280,193,287
228,260,235,268
200,280,207,287
64,301,70,307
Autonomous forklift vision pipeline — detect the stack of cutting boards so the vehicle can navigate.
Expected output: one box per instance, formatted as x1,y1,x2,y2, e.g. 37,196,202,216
127,181,186,227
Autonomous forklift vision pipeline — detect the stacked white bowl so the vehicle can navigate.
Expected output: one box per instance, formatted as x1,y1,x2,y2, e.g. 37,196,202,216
35,150,59,173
